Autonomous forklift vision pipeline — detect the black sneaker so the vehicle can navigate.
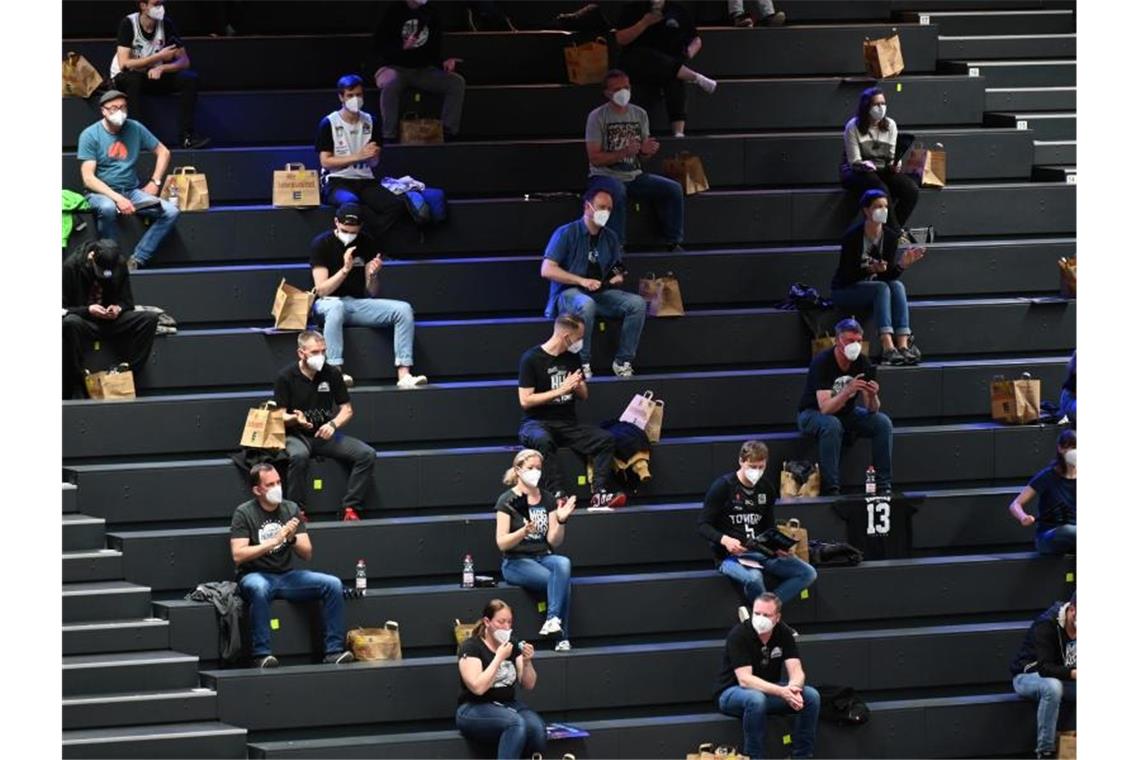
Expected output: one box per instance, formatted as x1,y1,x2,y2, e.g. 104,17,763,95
880,348,907,366
323,651,355,665
181,133,212,150
823,486,840,497
900,342,922,366
254,654,279,669
760,11,787,27
665,243,686,253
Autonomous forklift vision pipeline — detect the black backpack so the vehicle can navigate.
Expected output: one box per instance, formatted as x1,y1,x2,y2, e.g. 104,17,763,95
816,684,871,725
808,540,863,567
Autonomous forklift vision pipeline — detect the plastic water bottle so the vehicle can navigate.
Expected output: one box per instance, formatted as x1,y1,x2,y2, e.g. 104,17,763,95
355,559,367,596
462,554,475,589
865,466,877,496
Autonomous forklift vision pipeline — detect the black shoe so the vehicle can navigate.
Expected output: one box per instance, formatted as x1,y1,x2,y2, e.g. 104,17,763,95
254,654,279,669
760,11,786,27
900,342,922,365
823,486,840,497
181,133,211,150
880,348,907,366
324,650,355,665
665,243,685,253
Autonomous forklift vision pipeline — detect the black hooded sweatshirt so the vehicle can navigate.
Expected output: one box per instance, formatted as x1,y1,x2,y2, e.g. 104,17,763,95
62,248,135,316
1009,601,1076,680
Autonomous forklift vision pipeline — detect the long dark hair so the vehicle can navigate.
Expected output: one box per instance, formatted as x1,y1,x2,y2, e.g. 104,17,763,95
855,86,885,135
471,599,511,641
1054,429,1076,472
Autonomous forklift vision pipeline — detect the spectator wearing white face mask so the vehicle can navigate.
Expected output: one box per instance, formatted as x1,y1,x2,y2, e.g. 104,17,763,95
495,450,578,652
839,86,919,228
540,186,647,379
1009,429,1076,556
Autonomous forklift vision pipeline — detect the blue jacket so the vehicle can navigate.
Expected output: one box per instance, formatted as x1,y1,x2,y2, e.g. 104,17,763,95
543,218,624,317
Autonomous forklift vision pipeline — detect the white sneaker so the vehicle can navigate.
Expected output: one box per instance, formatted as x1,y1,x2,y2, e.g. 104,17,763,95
673,131,685,138
737,606,750,623
612,361,634,378
695,74,718,94
554,639,572,652
538,617,563,636
396,374,428,389
332,366,354,388
581,363,593,380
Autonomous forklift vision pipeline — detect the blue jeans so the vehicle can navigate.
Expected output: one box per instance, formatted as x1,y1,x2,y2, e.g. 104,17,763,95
455,700,546,760
797,407,893,493
718,551,817,607
86,188,181,265
588,173,684,245
1060,388,1076,428
313,296,416,367
831,280,911,336
1036,524,1076,555
718,684,820,759
237,569,346,657
555,287,647,366
1012,673,1076,755
501,554,572,639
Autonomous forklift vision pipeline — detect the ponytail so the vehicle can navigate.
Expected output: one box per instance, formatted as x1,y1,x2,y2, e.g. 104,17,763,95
502,449,544,486
472,598,510,640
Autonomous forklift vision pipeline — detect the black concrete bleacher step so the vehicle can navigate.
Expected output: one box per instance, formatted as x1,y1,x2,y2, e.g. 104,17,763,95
899,9,1075,36
99,183,1076,263
63,581,153,623
985,85,1075,111
985,111,1075,141
65,422,1065,518
130,237,1075,327
1032,165,1076,183
246,693,1039,759
1034,140,1076,165
63,514,107,551
200,621,1032,731
63,650,201,696
62,127,1036,202
63,617,170,656
941,59,1074,88
63,549,124,584
62,721,247,760
61,75,987,148
63,482,78,513
63,688,219,731
937,33,1075,59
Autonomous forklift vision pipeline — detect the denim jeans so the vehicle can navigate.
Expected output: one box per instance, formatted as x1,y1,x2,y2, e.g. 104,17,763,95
1012,673,1076,755
1059,388,1076,428
86,188,181,265
797,407,894,492
1036,524,1076,555
237,569,346,657
831,280,911,336
588,173,684,245
501,554,572,639
455,700,546,759
718,684,820,759
313,296,416,367
555,287,647,366
718,551,817,607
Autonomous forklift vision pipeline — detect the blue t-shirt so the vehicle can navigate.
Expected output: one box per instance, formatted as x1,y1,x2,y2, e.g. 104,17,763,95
1027,466,1076,532
76,119,159,193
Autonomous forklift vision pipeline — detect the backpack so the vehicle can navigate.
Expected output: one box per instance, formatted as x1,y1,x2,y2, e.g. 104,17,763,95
816,684,871,725
808,540,863,567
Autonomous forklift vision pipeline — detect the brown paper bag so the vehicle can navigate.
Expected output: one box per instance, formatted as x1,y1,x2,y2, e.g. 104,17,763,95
84,365,136,400
686,744,750,760
780,463,821,499
778,519,811,563
272,163,320,207
990,376,1041,425
662,152,711,195
1057,730,1076,760
62,52,103,98
902,143,947,188
639,272,685,317
564,37,609,85
864,33,905,79
240,402,286,450
399,113,444,144
1058,257,1076,298
454,618,478,651
347,622,402,661
271,278,315,330
160,167,211,211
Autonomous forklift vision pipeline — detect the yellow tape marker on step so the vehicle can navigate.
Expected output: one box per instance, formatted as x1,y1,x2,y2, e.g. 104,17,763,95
599,322,606,332
578,475,587,486
896,83,902,92
94,341,101,351
800,588,810,600
537,601,547,613
1066,572,1075,583
783,735,792,745
270,618,280,630
313,479,323,491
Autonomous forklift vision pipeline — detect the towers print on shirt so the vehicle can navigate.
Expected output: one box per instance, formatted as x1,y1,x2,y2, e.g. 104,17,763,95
730,488,767,542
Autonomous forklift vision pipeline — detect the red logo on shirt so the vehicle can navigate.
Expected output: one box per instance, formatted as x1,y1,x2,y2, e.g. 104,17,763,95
107,141,128,160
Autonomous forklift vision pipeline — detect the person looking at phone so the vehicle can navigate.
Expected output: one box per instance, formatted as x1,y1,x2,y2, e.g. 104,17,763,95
109,0,210,149
830,189,926,366
796,318,894,496
517,314,625,511
698,441,817,619
839,86,917,227
455,599,545,759
495,450,578,651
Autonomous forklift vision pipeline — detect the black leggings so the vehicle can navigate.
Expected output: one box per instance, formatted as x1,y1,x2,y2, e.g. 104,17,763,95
840,166,920,228
620,47,687,123
518,418,615,494
112,69,200,137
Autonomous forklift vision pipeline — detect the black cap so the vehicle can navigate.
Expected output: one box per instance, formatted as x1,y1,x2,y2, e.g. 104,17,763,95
99,89,128,107
88,239,121,279
335,202,363,225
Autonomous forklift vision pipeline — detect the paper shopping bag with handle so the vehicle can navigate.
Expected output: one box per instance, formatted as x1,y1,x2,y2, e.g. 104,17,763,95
778,519,811,563
160,167,211,211
619,391,665,443
662,152,711,195
901,142,946,188
686,743,751,760
990,374,1041,425
1058,256,1076,298
240,401,286,450
62,52,103,98
639,272,685,317
347,622,402,661
271,278,315,331
863,32,904,79
272,163,320,207
454,618,478,651
399,113,444,144
84,364,136,400
564,37,609,85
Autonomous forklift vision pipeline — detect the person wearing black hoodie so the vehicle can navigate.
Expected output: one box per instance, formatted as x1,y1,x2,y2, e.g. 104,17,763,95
62,239,159,399
1010,593,1076,759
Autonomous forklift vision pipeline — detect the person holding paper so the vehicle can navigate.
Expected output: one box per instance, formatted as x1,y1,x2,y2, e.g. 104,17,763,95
830,189,926,366
495,449,577,652
839,86,919,228
698,440,817,617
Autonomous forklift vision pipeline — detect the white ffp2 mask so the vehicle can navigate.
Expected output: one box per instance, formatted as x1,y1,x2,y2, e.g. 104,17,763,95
869,104,887,121
305,354,326,372
344,96,362,114
265,485,283,505
843,342,862,361
492,628,512,645
752,614,774,635
592,208,611,227
611,88,631,107
520,469,542,488
871,207,889,224
743,467,763,485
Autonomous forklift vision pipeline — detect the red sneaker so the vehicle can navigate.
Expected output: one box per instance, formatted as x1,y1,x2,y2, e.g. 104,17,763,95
342,507,361,521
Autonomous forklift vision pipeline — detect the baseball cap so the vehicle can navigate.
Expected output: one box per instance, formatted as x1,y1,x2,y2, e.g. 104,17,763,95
335,203,363,225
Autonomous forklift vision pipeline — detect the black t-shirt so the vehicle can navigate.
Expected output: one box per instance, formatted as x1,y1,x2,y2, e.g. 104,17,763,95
585,234,604,283
373,1,444,68
229,498,307,576
618,2,697,59
309,229,383,299
698,472,778,562
496,488,556,559
714,620,800,698
1027,466,1077,532
116,15,183,48
833,495,916,560
457,636,519,704
798,348,873,415
273,362,351,432
518,346,582,423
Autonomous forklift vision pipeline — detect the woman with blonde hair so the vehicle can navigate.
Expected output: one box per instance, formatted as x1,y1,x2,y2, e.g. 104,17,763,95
495,449,577,651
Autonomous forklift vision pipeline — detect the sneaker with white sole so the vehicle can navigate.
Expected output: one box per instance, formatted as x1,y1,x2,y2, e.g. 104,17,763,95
581,363,593,380
332,366,354,387
612,361,634,378
396,374,428,389
737,606,750,623
323,650,356,664
695,74,718,94
588,490,627,510
554,640,572,652
539,617,563,636
254,654,279,669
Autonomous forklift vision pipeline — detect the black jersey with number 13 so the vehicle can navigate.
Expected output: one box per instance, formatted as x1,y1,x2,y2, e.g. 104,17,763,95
833,495,916,560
